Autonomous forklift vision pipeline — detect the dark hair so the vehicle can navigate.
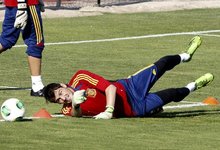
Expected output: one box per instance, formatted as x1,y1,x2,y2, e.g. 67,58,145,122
43,83,62,103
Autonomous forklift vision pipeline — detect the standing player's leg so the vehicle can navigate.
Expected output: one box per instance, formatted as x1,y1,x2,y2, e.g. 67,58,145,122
28,56,44,96
24,5,45,96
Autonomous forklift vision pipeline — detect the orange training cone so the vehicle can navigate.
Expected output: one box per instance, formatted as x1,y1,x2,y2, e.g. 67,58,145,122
203,97,219,105
33,108,52,118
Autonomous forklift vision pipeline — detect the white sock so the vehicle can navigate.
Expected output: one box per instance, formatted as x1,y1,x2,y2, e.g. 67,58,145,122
31,76,44,92
185,82,196,92
179,53,190,62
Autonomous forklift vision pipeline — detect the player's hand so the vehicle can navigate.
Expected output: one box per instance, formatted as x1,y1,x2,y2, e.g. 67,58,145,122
93,111,113,119
72,90,87,105
93,106,114,119
14,0,28,30
39,0,45,12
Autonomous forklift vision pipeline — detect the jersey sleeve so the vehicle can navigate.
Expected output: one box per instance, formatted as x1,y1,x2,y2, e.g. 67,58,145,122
68,70,111,92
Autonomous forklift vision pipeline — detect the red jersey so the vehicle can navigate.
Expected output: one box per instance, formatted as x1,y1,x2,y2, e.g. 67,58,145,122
61,70,134,118
4,0,39,7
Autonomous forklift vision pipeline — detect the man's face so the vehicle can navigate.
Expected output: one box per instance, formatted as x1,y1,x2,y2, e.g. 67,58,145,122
54,86,74,104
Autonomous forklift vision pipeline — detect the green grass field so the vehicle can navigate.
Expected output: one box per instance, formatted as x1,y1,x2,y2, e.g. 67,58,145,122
0,8,220,149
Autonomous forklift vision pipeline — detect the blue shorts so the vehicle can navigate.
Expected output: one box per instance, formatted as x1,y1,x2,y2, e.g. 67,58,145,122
0,5,44,58
118,64,164,116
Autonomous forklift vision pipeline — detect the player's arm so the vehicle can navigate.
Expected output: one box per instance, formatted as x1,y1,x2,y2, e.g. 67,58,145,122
93,84,116,119
105,84,116,111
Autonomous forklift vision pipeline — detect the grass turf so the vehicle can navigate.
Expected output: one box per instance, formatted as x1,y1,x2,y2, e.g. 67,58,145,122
0,8,220,149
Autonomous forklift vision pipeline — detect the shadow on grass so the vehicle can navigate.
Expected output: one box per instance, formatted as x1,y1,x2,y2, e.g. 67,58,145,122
16,117,33,122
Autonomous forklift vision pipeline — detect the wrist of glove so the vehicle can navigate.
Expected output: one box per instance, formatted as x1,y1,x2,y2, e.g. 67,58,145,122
17,0,27,10
93,106,114,119
72,90,87,106
14,0,28,30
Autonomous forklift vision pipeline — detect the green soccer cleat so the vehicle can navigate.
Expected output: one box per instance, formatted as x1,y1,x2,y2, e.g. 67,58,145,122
195,73,214,90
185,36,202,62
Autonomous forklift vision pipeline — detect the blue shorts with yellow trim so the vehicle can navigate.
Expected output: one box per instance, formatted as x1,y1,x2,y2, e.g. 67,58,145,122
118,64,164,116
0,5,44,58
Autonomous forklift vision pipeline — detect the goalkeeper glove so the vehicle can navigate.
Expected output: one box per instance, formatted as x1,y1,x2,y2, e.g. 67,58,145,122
93,106,114,119
72,90,87,106
14,0,28,30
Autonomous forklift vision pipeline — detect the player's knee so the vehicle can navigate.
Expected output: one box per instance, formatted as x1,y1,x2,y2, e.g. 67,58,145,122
0,43,4,53
0,38,15,51
26,45,45,58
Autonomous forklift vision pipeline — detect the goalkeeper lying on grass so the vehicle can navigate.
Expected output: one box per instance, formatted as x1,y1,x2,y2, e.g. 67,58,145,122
43,36,214,119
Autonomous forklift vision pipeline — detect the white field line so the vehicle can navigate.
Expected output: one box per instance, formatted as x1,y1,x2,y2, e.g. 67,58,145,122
163,102,207,110
180,100,203,104
0,86,21,88
0,86,31,90
13,29,220,48
199,33,220,37
0,86,30,89
23,114,65,120
0,114,65,122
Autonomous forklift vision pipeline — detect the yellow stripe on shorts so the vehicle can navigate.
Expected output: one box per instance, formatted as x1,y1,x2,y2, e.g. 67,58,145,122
29,6,42,44
127,64,154,78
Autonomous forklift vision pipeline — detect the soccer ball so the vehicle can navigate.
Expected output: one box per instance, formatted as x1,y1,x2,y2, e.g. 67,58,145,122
1,98,25,121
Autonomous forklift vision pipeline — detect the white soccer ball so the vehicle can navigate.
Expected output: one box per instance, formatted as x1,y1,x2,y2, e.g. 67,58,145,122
1,98,25,121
